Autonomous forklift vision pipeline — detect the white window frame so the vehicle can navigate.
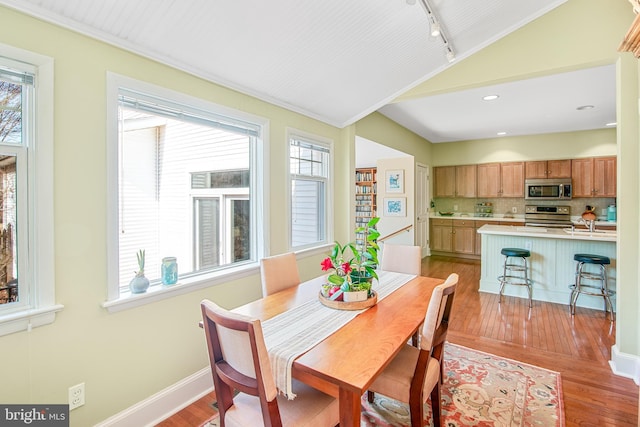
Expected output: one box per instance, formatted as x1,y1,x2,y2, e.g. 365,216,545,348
104,73,268,313
287,128,334,251
0,44,60,337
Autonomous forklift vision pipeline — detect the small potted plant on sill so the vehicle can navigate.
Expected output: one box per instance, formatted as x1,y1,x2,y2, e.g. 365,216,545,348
320,217,380,303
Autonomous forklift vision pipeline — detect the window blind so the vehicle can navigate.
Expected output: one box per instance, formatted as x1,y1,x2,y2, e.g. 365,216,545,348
119,89,259,137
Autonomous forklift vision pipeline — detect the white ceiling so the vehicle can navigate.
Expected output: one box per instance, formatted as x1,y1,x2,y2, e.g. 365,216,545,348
379,64,617,142
0,0,596,143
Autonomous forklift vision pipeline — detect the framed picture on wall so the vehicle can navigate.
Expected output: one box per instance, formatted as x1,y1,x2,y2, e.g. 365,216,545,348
383,197,406,217
385,169,404,193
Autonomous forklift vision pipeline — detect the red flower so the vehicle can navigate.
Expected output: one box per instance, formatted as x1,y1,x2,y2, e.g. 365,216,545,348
320,257,333,271
341,262,352,274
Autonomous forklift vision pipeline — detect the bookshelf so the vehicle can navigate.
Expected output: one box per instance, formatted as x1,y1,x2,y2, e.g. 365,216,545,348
355,167,377,229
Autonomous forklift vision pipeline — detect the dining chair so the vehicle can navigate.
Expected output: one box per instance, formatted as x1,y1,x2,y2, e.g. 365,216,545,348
366,273,458,427
380,244,422,275
381,244,422,345
200,299,340,427
260,252,300,297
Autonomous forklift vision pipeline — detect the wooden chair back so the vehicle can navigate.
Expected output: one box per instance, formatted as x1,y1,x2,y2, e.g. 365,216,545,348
200,299,281,426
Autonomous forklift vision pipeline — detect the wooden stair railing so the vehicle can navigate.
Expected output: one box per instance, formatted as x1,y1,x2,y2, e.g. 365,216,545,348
378,224,413,243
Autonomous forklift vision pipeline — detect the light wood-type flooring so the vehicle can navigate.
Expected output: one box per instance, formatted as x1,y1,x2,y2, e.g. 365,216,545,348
157,255,639,426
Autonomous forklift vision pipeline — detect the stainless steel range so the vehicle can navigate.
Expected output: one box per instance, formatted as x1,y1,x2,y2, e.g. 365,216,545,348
525,205,572,228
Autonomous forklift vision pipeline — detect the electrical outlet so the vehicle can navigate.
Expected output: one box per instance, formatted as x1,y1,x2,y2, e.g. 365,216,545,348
69,383,85,410
453,204,458,211
525,241,532,251
511,206,517,213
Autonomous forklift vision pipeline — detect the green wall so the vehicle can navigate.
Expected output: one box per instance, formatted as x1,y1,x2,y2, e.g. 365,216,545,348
431,128,617,166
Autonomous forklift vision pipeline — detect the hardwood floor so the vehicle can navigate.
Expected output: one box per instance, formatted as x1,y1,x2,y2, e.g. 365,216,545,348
157,255,639,426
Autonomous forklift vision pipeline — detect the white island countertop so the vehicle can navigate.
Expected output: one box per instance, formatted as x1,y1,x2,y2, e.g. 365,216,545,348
477,224,616,242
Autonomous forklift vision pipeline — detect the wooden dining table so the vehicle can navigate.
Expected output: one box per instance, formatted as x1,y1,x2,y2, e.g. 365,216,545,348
232,272,443,427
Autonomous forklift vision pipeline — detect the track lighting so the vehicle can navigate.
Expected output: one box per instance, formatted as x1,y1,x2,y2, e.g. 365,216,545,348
418,0,455,63
430,21,441,37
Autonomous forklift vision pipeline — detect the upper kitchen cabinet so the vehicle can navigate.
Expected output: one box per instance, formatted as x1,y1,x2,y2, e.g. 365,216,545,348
434,166,455,197
477,163,500,197
455,165,477,198
477,162,524,198
434,165,476,198
525,159,572,179
572,157,616,197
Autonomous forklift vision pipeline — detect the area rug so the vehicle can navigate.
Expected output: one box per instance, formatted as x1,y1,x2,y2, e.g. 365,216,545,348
201,342,564,427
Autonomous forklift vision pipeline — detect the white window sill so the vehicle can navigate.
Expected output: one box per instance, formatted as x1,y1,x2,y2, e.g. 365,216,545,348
103,263,261,313
103,245,332,313
0,304,65,337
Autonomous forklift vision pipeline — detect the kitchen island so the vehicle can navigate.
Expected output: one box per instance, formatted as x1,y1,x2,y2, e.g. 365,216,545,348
477,224,616,311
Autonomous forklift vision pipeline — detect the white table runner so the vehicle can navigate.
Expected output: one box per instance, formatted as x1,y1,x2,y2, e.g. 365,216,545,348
261,270,416,399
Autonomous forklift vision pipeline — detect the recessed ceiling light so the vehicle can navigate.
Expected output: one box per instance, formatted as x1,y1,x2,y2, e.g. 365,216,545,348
605,122,617,127
482,95,499,101
497,131,507,136
576,105,595,110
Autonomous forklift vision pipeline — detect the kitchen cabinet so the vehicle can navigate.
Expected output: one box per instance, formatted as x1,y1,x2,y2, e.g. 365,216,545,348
455,165,477,198
453,219,475,255
433,166,455,197
572,157,616,197
434,165,476,198
476,163,501,197
477,162,524,198
430,218,453,252
500,162,525,197
593,157,616,197
430,218,476,256
525,159,572,179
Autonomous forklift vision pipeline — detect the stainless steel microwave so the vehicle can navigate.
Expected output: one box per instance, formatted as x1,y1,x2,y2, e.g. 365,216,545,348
525,178,572,200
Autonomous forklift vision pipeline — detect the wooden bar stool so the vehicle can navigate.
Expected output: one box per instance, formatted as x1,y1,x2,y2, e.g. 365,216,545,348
497,247,532,307
569,253,615,321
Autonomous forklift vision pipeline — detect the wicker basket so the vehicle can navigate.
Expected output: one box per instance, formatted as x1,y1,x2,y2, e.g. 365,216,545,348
318,291,377,310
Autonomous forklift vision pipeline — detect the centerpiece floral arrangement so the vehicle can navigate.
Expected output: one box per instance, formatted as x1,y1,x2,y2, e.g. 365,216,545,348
320,217,380,301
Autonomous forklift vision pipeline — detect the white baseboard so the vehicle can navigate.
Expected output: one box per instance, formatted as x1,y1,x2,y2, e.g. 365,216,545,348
95,368,213,427
609,344,640,385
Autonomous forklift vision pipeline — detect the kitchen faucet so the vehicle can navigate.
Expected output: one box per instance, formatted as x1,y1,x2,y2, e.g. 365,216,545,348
578,218,596,232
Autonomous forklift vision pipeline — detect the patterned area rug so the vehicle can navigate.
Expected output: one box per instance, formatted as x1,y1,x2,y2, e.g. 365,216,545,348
201,343,564,426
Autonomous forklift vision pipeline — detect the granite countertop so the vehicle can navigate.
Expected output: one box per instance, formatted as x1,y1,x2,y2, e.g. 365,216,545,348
477,224,616,242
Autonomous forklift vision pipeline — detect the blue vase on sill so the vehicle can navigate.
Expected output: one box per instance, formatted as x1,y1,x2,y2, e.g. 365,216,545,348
129,274,150,294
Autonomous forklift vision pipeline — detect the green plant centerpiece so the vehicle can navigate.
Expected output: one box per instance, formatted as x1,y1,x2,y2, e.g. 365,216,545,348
320,217,380,302
129,249,150,294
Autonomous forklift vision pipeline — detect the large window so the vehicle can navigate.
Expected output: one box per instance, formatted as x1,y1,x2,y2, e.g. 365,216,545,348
0,46,57,336
289,131,332,249
107,75,264,305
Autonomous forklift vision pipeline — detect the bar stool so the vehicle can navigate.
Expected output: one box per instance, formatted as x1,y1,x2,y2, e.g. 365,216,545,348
569,254,615,321
497,248,532,307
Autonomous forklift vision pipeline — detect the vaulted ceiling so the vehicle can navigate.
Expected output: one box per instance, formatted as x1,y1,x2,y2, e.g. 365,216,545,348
2,0,612,143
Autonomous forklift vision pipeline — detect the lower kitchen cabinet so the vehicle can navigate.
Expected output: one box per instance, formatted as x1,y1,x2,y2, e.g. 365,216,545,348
430,218,476,256
452,220,475,254
430,218,453,252
431,219,526,258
